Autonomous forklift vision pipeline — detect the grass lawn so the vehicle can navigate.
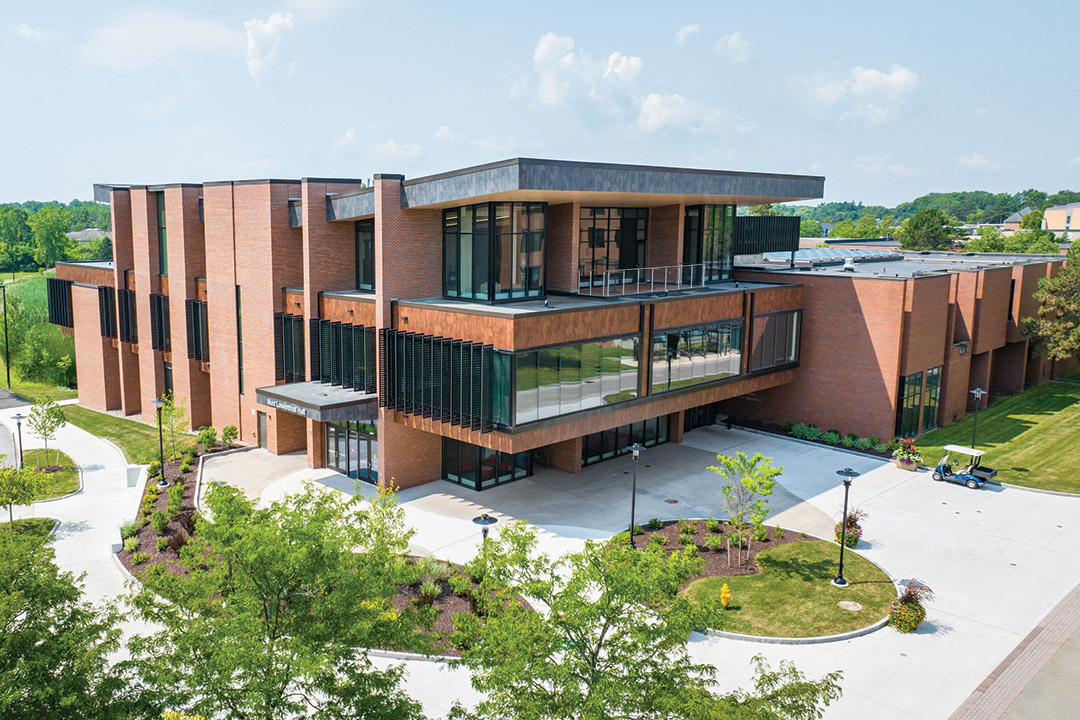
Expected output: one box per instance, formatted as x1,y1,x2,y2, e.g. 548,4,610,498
0,517,56,537
916,382,1080,493
685,540,895,638
0,360,78,403
23,449,79,499
63,405,162,464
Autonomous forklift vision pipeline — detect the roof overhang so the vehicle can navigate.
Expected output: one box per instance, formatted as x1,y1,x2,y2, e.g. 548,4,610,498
256,382,378,423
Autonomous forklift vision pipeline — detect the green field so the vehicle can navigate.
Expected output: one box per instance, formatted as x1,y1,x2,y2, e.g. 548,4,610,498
916,381,1080,493
686,541,895,638
63,406,162,464
23,449,79,499
0,517,56,537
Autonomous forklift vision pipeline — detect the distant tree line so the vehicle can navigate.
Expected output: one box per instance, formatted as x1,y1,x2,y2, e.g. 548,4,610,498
0,200,112,274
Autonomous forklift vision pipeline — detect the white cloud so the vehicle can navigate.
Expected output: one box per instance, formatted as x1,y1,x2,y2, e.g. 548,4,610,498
638,92,723,133
371,138,422,163
675,23,700,45
434,126,518,156
525,32,641,107
793,64,919,125
331,128,357,153
854,154,913,176
713,31,750,63
80,8,243,70
245,13,295,84
603,52,642,82
958,152,999,170
10,22,55,43
1068,156,1080,167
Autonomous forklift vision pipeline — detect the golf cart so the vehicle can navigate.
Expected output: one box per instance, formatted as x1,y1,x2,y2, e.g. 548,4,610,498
932,445,997,489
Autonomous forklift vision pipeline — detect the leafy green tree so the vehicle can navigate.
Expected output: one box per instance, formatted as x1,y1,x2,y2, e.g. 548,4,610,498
1004,230,1059,254
827,219,857,238
161,391,190,457
26,205,74,269
965,226,1007,252
27,391,66,468
129,483,426,720
709,452,784,564
898,209,959,250
799,218,823,238
0,462,45,523
1025,243,1080,360
1020,208,1044,230
749,204,781,216
0,206,33,276
450,522,841,720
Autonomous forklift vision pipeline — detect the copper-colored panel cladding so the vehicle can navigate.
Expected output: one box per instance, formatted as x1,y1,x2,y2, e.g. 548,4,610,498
321,294,376,326
54,262,115,287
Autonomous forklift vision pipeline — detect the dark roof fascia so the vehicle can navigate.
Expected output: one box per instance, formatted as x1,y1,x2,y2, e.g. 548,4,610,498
301,177,368,184
202,178,301,187
328,187,375,201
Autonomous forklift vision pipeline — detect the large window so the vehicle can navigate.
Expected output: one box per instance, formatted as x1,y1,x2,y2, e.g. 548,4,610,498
514,337,640,425
236,286,244,394
149,293,170,351
273,313,305,382
442,437,531,491
118,288,137,344
683,205,735,282
46,278,73,327
311,320,377,393
156,191,168,275
748,310,801,372
185,299,209,362
651,320,743,394
922,367,942,432
578,207,648,286
443,202,545,301
582,414,670,466
896,372,923,438
355,219,374,291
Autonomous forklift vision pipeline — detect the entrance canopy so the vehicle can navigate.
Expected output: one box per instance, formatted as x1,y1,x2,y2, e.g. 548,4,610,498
255,382,378,423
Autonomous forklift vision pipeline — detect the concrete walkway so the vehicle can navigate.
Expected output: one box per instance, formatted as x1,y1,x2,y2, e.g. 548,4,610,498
214,425,1080,719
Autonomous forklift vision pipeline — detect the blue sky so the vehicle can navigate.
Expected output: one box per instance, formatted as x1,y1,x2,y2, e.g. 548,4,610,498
2,0,1077,206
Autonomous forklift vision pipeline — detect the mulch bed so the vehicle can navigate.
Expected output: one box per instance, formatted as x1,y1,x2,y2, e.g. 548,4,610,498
634,519,813,578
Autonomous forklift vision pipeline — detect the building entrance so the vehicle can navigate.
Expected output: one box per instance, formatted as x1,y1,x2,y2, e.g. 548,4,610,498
325,421,378,484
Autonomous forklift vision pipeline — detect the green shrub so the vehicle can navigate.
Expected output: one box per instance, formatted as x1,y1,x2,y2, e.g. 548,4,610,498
841,434,857,448
889,601,926,633
221,425,238,447
788,422,814,439
873,442,890,454
822,430,841,445
678,519,696,535
197,425,217,449
418,580,441,604
151,509,169,534
705,517,721,533
123,536,139,553
449,573,473,598
137,515,149,529
868,435,880,445
648,533,667,548
752,524,769,542
775,525,784,539
156,537,168,552
647,518,663,530
804,425,824,441
131,551,149,565
677,534,696,547
781,419,797,432
705,535,725,551
179,461,192,475
147,460,161,478
854,437,874,451
120,520,139,540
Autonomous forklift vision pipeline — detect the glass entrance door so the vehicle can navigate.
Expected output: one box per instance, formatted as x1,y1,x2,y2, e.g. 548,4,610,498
325,421,378,485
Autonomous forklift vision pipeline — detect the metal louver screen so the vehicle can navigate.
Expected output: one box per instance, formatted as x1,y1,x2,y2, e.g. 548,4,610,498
46,278,74,327
97,286,117,338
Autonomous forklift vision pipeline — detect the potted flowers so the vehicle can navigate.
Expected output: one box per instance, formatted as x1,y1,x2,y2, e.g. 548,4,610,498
892,438,922,471
889,579,935,633
834,507,866,548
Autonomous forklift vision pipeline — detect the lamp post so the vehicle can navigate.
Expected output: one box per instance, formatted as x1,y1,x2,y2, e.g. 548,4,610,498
969,388,988,448
832,468,861,588
151,397,166,487
1,282,9,389
472,513,498,541
628,442,646,547
12,412,25,469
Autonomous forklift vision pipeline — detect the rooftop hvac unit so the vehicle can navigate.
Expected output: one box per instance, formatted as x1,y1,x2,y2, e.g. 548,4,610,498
842,257,856,272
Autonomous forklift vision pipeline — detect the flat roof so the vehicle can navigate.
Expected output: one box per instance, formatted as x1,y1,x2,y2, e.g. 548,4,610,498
56,260,114,270
256,382,377,423
743,250,1064,279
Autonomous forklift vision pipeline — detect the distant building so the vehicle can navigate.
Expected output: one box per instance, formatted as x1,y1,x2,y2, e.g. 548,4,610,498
66,228,111,244
1002,206,1037,232
1042,202,1079,239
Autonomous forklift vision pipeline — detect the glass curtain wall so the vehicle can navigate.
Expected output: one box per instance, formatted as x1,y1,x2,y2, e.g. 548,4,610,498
682,205,735,282
442,437,531,491
922,367,942,432
156,191,168,274
514,337,640,425
444,202,545,301
581,414,670,466
895,372,923,437
325,421,378,484
651,320,743,394
355,219,375,291
578,207,648,287
749,310,801,372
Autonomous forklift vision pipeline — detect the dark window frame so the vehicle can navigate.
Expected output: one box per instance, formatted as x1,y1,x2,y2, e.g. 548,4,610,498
443,201,546,303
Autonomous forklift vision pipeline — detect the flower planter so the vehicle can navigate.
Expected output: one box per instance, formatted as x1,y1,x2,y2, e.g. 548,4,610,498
889,600,926,633
895,459,918,471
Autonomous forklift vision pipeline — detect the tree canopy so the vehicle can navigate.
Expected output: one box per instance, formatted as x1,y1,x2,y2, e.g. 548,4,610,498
965,226,1059,254
1025,243,1080,361
898,209,959,250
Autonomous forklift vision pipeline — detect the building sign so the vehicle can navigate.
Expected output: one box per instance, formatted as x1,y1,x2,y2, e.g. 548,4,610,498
259,394,312,418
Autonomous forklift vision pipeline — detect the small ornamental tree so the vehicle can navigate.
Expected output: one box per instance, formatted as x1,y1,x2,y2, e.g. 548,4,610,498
0,463,45,524
709,452,784,564
27,390,66,469
220,424,238,448
160,392,189,459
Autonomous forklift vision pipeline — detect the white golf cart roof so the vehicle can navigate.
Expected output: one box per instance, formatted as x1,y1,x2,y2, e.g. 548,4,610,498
943,445,984,457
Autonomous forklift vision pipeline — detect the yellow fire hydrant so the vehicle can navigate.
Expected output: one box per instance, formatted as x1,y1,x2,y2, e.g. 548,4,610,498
720,583,732,609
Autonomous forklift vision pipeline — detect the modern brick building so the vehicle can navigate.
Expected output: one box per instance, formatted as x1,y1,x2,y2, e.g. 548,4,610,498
48,158,1068,491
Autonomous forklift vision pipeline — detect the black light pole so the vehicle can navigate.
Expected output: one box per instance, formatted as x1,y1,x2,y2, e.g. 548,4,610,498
472,513,498,541
152,397,166,487
832,468,861,588
970,388,988,448
628,442,646,547
1,282,9,389
12,413,25,469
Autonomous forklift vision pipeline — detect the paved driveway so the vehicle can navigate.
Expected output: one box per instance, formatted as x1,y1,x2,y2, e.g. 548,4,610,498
250,425,1080,719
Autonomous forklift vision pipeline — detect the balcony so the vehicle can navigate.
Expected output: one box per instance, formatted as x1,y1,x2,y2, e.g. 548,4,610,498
578,264,711,297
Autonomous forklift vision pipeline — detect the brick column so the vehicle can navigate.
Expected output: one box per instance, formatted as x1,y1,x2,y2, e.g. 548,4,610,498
545,202,580,292
130,187,165,423
111,189,142,416
71,284,120,411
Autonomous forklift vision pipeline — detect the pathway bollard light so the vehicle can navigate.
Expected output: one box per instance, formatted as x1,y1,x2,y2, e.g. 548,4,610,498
472,513,498,541
12,412,25,469
629,443,646,548
970,388,988,448
152,397,167,488
832,467,861,588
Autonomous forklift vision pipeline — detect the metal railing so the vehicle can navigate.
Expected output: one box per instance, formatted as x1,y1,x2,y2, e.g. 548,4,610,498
582,263,708,297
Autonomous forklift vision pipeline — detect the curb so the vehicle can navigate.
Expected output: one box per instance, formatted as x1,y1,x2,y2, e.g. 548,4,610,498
195,446,255,512
732,426,894,464
987,480,1080,498
110,545,170,606
32,463,85,503
99,436,132,465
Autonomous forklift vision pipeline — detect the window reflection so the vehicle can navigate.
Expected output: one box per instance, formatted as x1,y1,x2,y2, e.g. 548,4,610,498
651,319,743,394
442,437,533,491
581,414,670,466
444,202,546,302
